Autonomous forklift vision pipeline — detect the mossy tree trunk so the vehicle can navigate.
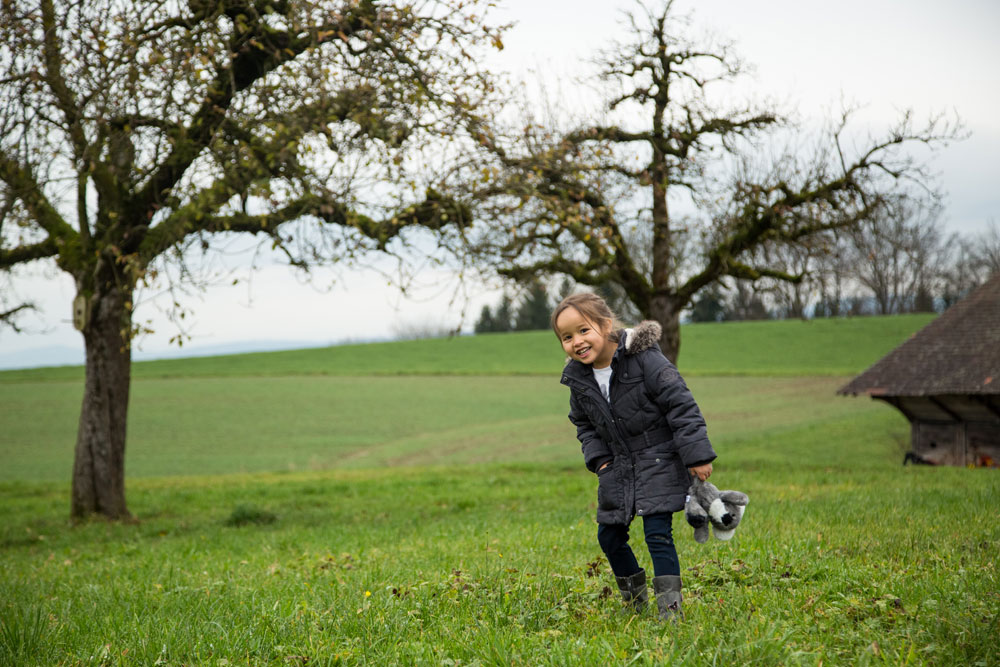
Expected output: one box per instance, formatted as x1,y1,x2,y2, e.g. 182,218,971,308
71,282,133,520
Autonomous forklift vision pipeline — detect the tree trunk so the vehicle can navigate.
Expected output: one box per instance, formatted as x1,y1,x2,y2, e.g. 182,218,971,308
71,286,132,520
649,293,681,365
648,147,682,364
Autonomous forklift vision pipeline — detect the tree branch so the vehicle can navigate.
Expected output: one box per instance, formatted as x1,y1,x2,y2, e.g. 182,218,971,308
142,187,470,261
0,153,78,246
0,303,36,332
0,238,61,268
131,4,380,218
39,0,88,162
564,126,652,145
39,0,116,202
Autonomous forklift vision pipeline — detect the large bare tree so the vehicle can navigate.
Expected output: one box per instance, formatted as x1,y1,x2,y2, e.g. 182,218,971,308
466,0,960,362
0,0,502,519
846,196,947,315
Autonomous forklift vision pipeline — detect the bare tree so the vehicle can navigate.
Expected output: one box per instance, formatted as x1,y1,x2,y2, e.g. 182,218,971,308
939,234,980,309
465,0,961,361
810,234,855,317
738,239,825,319
848,197,947,314
974,219,1000,277
723,280,771,321
939,219,1000,308
0,0,503,519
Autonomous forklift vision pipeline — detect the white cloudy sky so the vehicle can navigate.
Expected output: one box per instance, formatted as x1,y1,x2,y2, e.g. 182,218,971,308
2,0,998,366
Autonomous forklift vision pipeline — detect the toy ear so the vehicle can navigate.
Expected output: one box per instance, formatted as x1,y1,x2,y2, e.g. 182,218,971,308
719,490,748,506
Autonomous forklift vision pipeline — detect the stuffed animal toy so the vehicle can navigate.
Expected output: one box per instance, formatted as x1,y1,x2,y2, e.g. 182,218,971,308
684,477,749,543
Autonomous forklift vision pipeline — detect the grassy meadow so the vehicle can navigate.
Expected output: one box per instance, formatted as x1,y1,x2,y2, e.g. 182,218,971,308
2,313,998,666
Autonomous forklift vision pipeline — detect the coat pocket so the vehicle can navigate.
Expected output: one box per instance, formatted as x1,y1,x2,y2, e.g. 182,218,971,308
635,449,685,500
596,464,623,512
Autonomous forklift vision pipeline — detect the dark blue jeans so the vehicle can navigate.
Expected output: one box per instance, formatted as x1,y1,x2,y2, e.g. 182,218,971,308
597,512,680,578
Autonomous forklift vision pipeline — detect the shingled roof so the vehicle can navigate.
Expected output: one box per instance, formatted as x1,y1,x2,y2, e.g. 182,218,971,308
838,272,1000,397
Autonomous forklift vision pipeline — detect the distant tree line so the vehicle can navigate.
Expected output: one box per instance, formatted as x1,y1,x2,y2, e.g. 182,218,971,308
686,215,1000,322
477,216,999,330
475,281,553,332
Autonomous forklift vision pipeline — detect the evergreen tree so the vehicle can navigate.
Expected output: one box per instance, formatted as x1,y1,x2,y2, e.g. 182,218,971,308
474,305,496,333
515,282,552,330
689,287,726,322
493,295,515,332
557,277,575,302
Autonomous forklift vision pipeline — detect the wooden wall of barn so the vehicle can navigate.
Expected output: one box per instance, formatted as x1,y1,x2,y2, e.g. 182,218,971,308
911,421,1000,467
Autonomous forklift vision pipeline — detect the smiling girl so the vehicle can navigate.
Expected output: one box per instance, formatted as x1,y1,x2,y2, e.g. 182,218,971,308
552,292,715,622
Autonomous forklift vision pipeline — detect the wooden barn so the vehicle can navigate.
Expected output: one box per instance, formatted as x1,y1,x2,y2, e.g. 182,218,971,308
838,273,1000,467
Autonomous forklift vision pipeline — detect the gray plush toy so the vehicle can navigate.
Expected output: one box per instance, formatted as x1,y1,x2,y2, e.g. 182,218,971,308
684,477,749,543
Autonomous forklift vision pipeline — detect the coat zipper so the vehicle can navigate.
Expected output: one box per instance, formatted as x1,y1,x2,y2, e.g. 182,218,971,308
565,357,636,523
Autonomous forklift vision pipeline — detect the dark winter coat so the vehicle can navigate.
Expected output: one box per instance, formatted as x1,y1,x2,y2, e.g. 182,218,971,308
560,321,717,525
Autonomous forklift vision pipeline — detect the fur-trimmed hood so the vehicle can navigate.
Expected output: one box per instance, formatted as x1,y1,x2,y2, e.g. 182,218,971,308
622,320,662,355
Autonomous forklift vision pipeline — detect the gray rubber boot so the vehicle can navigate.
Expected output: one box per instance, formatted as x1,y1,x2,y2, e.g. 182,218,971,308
652,575,683,622
614,568,648,613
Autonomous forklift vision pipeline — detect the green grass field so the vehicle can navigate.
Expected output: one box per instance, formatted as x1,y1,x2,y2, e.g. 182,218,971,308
0,313,935,383
2,313,997,666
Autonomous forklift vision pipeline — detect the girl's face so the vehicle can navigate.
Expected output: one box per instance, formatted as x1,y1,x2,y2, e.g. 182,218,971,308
554,307,615,368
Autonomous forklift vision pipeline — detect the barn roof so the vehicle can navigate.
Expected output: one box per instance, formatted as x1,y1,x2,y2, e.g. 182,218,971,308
838,272,1000,397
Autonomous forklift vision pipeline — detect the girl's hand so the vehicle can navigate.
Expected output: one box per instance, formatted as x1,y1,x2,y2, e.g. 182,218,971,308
689,463,713,481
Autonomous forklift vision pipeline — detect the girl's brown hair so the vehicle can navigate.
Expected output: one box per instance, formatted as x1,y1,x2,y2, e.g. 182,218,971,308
550,292,623,343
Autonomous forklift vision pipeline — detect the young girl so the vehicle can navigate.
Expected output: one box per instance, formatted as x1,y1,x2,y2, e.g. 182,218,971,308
552,293,715,622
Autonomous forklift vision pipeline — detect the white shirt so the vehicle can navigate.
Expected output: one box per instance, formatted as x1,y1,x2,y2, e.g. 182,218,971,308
592,366,613,402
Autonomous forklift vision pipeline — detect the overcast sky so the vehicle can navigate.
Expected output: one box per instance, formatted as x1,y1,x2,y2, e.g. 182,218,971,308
2,0,998,367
